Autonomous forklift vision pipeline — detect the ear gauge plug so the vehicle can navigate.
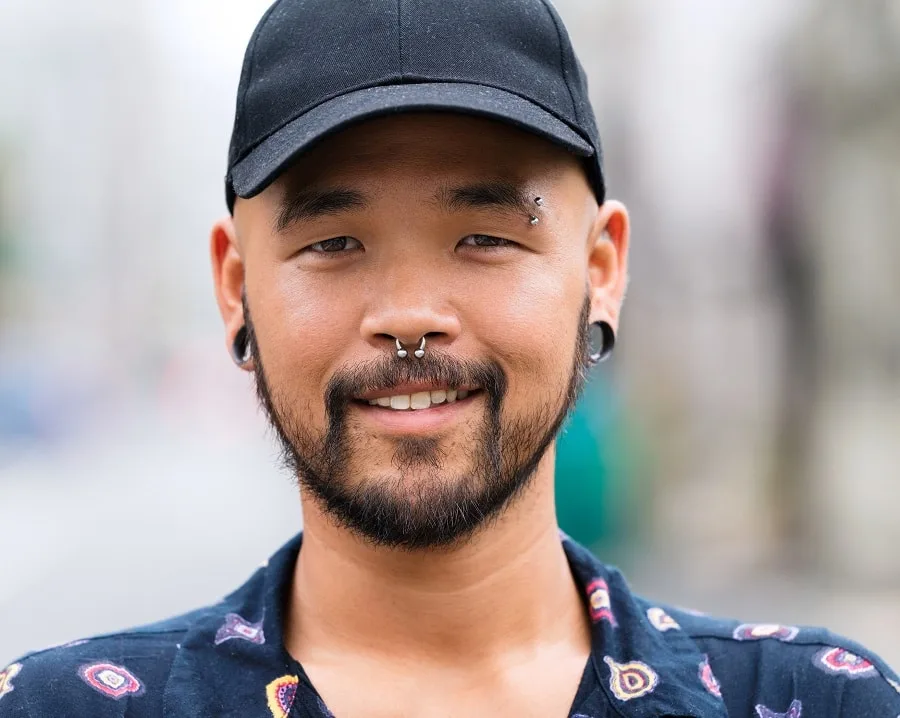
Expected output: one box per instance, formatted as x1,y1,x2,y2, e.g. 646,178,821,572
588,321,616,364
230,325,252,367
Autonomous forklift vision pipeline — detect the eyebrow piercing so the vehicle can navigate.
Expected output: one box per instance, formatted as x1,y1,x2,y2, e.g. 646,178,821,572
396,337,427,359
529,196,543,225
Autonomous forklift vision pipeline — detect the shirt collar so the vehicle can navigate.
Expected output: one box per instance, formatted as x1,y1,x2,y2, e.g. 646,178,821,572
163,534,302,717
164,532,727,718
561,532,728,717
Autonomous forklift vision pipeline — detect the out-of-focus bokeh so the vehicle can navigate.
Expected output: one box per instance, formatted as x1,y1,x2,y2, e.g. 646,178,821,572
2,0,899,666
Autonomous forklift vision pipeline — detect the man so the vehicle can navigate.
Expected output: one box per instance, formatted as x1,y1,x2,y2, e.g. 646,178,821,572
1,1,898,716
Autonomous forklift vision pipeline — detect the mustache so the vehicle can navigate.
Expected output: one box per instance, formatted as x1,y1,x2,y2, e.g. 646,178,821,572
325,351,507,413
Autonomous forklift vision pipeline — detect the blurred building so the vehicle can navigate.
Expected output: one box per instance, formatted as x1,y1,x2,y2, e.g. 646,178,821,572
789,0,900,583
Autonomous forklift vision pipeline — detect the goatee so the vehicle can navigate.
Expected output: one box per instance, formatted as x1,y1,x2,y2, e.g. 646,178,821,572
245,295,591,550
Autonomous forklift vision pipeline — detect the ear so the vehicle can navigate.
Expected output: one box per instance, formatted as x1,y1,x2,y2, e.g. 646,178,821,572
586,200,630,332
210,215,255,371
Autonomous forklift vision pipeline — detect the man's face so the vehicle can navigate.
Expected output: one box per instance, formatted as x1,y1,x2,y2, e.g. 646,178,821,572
225,114,616,549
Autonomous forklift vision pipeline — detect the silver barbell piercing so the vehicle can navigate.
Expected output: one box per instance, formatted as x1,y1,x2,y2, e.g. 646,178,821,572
395,337,427,359
398,337,426,359
529,196,544,225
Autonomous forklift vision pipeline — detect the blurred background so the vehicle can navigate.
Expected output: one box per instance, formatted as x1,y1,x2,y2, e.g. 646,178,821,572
2,0,899,666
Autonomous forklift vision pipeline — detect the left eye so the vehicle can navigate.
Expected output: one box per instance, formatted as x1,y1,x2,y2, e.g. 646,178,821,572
459,235,514,249
307,237,362,253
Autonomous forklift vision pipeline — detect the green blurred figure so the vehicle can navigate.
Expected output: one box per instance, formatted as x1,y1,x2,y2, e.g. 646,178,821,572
555,376,636,551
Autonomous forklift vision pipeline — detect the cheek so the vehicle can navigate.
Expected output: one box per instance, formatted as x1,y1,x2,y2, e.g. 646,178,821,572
467,263,585,400
249,266,356,418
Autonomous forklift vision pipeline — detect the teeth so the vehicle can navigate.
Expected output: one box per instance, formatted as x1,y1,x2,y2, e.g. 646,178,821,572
365,389,472,410
389,395,411,410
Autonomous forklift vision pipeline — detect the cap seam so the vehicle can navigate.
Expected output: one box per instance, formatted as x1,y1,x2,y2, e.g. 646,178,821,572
235,0,287,158
232,78,593,168
536,0,579,123
396,0,405,78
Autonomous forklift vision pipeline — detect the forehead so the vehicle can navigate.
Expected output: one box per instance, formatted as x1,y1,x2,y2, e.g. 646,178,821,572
272,113,586,195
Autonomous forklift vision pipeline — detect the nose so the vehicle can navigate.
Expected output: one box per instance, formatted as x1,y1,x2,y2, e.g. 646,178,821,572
359,273,461,355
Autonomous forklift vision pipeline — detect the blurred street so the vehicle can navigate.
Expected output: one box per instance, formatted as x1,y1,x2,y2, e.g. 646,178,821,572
0,381,301,663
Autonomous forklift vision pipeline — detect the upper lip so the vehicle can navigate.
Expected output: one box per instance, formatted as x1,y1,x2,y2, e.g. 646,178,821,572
355,383,479,401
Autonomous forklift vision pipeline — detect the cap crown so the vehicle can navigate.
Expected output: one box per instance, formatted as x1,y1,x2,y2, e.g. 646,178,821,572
227,0,603,206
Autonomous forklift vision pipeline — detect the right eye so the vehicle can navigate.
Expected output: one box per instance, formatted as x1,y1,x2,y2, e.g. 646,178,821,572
305,237,363,254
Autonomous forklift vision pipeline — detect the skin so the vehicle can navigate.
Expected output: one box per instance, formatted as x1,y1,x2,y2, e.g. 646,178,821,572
211,113,630,718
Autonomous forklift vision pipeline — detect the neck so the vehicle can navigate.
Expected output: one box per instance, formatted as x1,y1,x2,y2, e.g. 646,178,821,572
285,453,591,666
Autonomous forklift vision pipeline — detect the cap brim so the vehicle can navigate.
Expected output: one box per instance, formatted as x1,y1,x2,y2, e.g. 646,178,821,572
229,82,594,204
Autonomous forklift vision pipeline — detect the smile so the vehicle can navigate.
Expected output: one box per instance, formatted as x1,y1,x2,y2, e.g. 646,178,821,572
360,388,474,411
352,385,482,433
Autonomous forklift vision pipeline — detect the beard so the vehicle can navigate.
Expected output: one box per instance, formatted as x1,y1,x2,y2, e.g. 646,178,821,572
246,295,592,550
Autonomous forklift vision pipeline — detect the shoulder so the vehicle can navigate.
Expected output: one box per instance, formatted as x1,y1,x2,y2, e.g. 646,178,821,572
655,603,900,717
0,540,292,718
0,609,203,717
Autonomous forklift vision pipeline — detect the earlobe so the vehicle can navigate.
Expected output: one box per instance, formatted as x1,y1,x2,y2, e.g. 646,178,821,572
210,217,252,368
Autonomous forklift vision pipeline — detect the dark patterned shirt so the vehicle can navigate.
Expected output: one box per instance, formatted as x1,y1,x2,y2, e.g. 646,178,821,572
2,532,899,717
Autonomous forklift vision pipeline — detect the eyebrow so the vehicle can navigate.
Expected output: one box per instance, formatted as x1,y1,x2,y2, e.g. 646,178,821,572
274,187,368,232
274,179,535,232
433,180,534,216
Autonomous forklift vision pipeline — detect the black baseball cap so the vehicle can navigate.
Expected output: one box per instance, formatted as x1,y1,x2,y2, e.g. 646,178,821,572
225,0,605,213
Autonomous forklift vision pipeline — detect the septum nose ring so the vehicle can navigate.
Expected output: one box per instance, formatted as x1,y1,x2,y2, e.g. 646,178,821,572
396,337,426,359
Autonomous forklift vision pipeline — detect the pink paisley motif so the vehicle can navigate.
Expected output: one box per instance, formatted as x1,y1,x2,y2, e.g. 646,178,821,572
647,607,680,632
814,647,877,679
699,655,722,698
586,578,617,626
77,662,145,700
732,623,799,642
0,663,22,703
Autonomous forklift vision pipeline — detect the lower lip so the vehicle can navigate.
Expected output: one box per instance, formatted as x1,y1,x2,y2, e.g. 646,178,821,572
352,393,480,434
